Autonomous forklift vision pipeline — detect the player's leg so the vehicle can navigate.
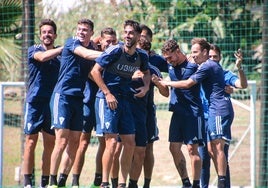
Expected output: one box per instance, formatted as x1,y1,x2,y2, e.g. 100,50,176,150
187,143,202,188
41,130,55,187
198,119,210,188
169,112,191,187
143,143,154,188
57,130,82,187
91,136,105,188
198,144,210,188
71,132,91,187
101,134,118,187
110,141,122,188
118,134,135,188
23,134,38,187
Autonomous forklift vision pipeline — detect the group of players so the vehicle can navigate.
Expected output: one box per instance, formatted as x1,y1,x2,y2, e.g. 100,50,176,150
22,17,247,188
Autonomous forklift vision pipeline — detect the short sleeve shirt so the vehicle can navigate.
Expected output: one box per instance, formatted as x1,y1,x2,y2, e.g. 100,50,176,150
190,59,233,116
168,60,203,116
95,44,149,98
26,44,61,102
53,37,96,97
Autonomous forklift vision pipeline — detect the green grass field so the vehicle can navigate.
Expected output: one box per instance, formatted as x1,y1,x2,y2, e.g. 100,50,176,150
2,90,260,187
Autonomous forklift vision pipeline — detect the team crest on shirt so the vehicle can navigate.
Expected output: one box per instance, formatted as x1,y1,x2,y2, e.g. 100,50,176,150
59,117,65,125
181,68,185,75
27,123,32,131
105,122,110,129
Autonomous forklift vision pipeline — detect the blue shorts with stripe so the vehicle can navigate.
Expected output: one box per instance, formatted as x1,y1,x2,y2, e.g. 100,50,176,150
207,113,234,143
169,111,204,145
24,99,54,135
50,93,83,131
95,96,135,135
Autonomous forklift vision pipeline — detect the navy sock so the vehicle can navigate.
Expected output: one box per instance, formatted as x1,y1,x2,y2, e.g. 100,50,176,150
58,173,68,187
40,175,49,187
24,174,32,186
72,174,80,186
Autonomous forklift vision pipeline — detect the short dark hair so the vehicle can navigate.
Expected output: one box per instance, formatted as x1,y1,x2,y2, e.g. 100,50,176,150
39,19,57,34
124,20,141,34
78,18,94,30
140,24,153,39
191,38,210,52
161,39,179,55
210,44,221,56
101,27,116,37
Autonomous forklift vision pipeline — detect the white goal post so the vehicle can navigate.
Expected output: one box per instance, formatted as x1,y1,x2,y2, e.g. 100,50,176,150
0,82,25,186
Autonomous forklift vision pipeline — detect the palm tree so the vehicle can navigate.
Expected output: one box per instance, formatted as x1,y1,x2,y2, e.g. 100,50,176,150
0,0,22,81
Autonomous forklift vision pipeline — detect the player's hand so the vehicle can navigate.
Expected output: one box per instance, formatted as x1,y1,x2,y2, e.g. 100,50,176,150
134,86,149,98
234,49,243,69
105,93,118,110
159,80,170,87
224,85,234,94
151,74,161,85
132,70,144,80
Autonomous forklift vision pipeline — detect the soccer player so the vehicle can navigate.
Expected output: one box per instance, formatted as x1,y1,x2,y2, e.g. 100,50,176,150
128,36,169,188
23,19,63,188
160,38,234,188
140,24,168,188
90,27,118,188
199,44,248,188
48,18,101,188
160,39,204,188
91,20,151,188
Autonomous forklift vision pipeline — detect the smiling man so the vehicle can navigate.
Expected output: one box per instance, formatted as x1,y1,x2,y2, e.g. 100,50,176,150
48,19,102,188
91,19,151,188
23,18,63,188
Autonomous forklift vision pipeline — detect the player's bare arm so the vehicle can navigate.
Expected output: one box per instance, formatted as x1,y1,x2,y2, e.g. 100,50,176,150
151,74,169,97
234,49,248,89
160,78,196,89
34,46,63,62
74,46,102,60
134,69,150,98
90,63,118,110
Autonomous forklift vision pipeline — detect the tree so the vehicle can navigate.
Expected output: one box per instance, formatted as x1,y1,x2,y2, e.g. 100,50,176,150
0,0,22,81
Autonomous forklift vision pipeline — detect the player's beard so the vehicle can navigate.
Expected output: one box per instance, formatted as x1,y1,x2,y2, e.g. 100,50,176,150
43,36,54,47
125,38,136,49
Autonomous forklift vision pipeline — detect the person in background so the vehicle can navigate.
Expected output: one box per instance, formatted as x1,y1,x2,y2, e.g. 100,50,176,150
160,38,234,188
91,20,151,188
199,44,248,188
90,27,118,188
48,18,101,188
139,24,168,188
128,36,169,188
160,39,204,188
23,18,63,188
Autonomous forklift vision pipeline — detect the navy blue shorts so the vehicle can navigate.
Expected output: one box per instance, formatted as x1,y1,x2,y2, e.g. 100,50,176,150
131,97,148,147
169,112,204,145
95,96,135,135
24,100,54,135
83,101,96,133
207,113,234,143
50,93,83,131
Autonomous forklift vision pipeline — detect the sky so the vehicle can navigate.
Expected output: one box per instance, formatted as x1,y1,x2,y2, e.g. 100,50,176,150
42,0,124,13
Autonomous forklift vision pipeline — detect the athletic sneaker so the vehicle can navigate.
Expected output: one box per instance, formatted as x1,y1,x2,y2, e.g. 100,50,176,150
24,185,32,188
72,186,79,188
90,184,100,188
